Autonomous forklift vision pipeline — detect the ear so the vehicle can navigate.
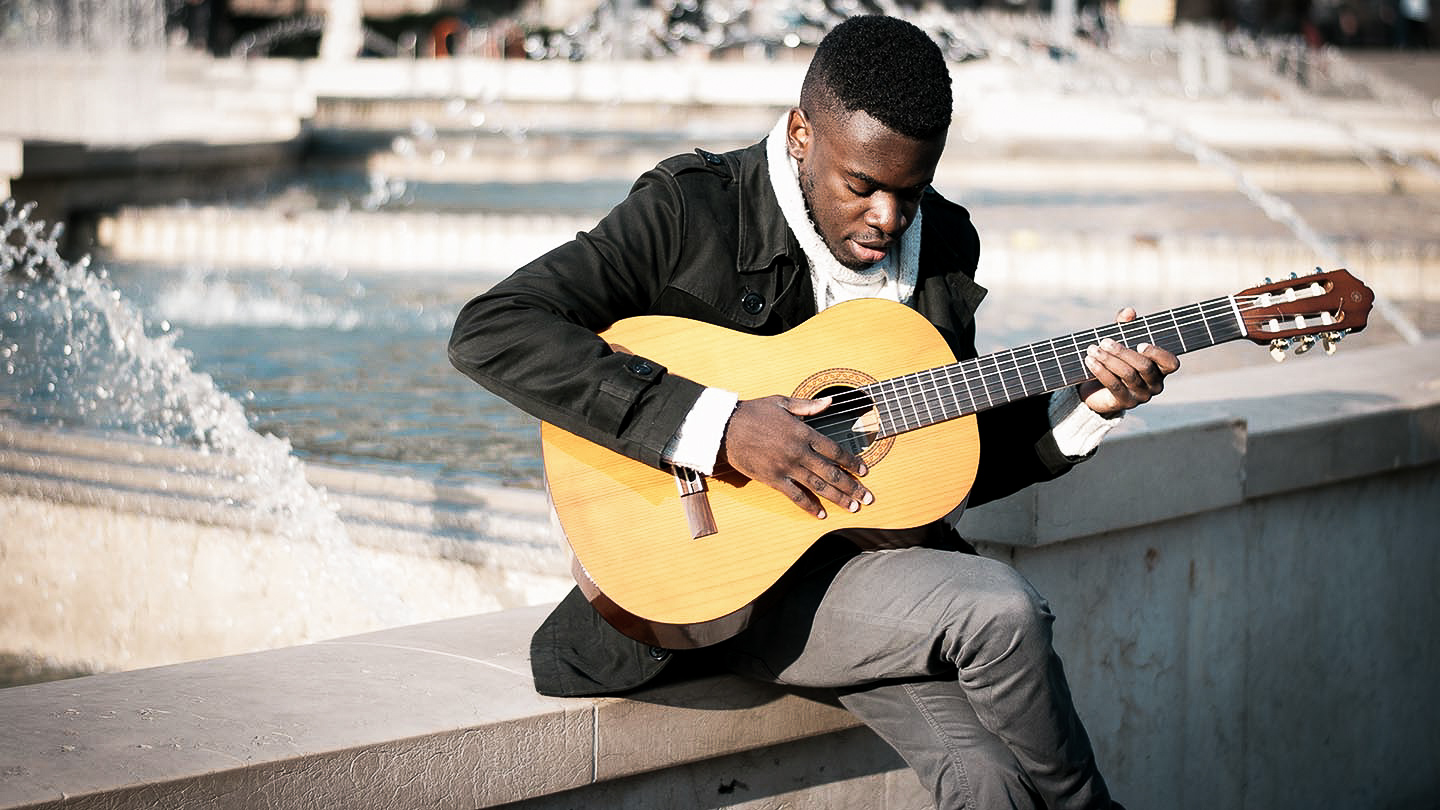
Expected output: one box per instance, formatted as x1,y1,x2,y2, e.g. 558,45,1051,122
785,108,811,162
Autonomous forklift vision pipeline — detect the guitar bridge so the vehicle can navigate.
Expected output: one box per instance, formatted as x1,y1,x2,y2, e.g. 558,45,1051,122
670,464,717,539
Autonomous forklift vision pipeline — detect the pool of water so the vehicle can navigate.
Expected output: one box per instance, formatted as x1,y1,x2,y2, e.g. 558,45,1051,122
95,262,548,488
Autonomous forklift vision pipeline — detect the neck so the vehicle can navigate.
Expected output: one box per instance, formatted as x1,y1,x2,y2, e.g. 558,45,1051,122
858,296,1244,437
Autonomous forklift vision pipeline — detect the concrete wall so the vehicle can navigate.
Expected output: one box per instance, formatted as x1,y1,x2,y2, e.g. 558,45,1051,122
1004,465,1440,809
0,421,572,674
1,338,1436,809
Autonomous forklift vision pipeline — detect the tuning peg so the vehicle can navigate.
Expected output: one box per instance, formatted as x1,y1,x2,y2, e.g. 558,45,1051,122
1321,330,1345,355
1269,338,1291,362
1290,271,1299,279
1263,276,1273,284
1313,266,1324,274
1295,334,1316,355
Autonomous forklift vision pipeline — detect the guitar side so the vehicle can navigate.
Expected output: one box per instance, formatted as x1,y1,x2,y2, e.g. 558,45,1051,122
541,298,981,647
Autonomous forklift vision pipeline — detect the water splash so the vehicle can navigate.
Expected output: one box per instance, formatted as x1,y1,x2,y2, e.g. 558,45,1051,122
1,199,349,542
150,271,367,331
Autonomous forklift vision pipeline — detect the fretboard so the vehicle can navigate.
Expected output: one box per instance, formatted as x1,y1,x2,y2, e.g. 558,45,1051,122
865,296,1243,438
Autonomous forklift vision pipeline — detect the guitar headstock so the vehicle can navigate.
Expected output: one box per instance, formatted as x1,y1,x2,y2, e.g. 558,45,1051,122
1236,268,1373,361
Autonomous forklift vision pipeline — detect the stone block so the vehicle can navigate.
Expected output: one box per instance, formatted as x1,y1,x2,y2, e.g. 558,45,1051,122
593,678,859,781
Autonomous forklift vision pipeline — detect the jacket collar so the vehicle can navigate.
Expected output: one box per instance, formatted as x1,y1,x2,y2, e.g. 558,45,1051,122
730,138,803,276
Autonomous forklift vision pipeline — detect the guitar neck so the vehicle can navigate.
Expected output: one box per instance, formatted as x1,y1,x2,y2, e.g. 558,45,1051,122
865,295,1244,437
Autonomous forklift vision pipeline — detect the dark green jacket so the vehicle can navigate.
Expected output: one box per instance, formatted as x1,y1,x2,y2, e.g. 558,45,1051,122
449,139,1079,697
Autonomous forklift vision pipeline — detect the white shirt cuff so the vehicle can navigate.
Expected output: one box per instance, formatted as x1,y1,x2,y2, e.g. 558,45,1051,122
1048,386,1122,460
661,387,740,475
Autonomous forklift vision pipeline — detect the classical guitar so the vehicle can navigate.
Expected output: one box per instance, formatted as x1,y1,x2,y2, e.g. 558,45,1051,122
541,269,1374,648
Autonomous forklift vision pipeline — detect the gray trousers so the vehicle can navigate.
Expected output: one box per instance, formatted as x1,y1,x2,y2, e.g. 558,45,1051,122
718,547,1117,810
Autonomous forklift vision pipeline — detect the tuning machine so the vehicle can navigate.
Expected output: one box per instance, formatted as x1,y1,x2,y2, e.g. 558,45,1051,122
1269,338,1291,362
1321,330,1346,355
1294,334,1317,355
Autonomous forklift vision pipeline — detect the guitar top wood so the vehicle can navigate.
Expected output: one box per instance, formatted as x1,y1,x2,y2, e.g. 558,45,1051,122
541,298,980,644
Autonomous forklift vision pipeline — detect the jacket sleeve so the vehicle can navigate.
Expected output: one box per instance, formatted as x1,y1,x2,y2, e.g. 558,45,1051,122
447,167,705,469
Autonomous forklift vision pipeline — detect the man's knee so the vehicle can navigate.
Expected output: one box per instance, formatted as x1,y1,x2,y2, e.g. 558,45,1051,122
940,557,1055,664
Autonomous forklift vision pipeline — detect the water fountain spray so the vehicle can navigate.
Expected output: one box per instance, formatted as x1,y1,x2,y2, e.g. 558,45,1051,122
1,199,349,544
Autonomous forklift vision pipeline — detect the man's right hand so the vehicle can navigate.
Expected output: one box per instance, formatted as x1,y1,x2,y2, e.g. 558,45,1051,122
718,395,873,519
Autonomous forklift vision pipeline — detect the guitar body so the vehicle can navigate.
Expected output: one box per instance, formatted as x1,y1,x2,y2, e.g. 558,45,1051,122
541,298,980,648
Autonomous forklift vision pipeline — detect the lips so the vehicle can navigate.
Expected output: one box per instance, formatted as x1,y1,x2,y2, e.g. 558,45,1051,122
849,239,891,265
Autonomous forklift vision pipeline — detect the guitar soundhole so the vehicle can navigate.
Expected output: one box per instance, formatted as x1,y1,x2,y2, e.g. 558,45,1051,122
806,385,881,458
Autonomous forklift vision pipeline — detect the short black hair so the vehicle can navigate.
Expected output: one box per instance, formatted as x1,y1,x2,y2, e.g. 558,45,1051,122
800,15,952,141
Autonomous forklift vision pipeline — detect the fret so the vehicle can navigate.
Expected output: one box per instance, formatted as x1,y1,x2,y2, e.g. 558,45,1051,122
919,367,939,426
961,358,986,413
1168,308,1190,353
1226,295,1246,337
987,353,1014,404
1208,298,1246,344
1004,348,1029,399
882,376,907,434
941,364,967,421
894,375,918,433
1065,332,1088,386
872,377,898,436
1030,341,1060,392
973,357,996,411
1139,314,1159,349
1148,310,1183,355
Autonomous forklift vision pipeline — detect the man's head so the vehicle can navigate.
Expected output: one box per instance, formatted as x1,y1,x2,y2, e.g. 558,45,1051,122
786,15,952,270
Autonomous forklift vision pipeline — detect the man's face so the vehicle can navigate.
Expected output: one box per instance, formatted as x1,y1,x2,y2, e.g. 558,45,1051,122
787,106,945,271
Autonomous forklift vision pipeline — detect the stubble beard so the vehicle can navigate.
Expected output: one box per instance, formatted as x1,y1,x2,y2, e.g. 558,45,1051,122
797,162,855,270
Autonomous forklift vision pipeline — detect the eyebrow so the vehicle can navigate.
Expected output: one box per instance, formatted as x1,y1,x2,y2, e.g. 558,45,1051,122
848,169,931,193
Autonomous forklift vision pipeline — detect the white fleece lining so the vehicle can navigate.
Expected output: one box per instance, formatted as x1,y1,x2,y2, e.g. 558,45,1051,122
764,112,921,312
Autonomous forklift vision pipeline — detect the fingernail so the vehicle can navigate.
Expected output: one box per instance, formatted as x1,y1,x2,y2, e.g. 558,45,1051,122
862,490,874,505
858,463,869,476
1100,338,1118,350
1137,342,1151,352
1087,345,1100,356
817,509,827,520
849,500,860,513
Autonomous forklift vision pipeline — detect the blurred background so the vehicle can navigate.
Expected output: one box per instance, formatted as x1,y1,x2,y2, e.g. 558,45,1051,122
1,0,1436,687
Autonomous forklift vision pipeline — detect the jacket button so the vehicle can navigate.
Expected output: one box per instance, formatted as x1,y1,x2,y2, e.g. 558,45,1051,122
741,291,765,315
701,150,724,165
647,646,669,661
631,360,653,375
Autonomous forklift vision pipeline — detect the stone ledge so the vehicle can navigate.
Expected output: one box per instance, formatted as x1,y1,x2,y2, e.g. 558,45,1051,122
2,343,1433,809
0,607,874,810
959,337,1440,546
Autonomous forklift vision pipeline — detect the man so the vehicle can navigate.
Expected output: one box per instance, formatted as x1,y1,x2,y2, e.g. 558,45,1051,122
450,15,1177,809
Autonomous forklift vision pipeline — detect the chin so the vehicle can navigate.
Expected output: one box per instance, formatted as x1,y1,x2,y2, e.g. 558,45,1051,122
838,254,879,271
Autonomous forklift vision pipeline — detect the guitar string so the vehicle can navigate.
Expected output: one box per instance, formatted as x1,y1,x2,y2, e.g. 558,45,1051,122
808,297,1240,427
710,287,1345,474
803,291,1340,431
808,312,1224,429
869,292,1335,431
724,297,1244,470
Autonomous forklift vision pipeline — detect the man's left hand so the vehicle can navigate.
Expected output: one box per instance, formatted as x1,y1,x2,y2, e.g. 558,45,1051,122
1079,307,1181,417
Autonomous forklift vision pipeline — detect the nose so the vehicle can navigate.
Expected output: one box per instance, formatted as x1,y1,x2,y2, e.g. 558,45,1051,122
865,192,909,237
